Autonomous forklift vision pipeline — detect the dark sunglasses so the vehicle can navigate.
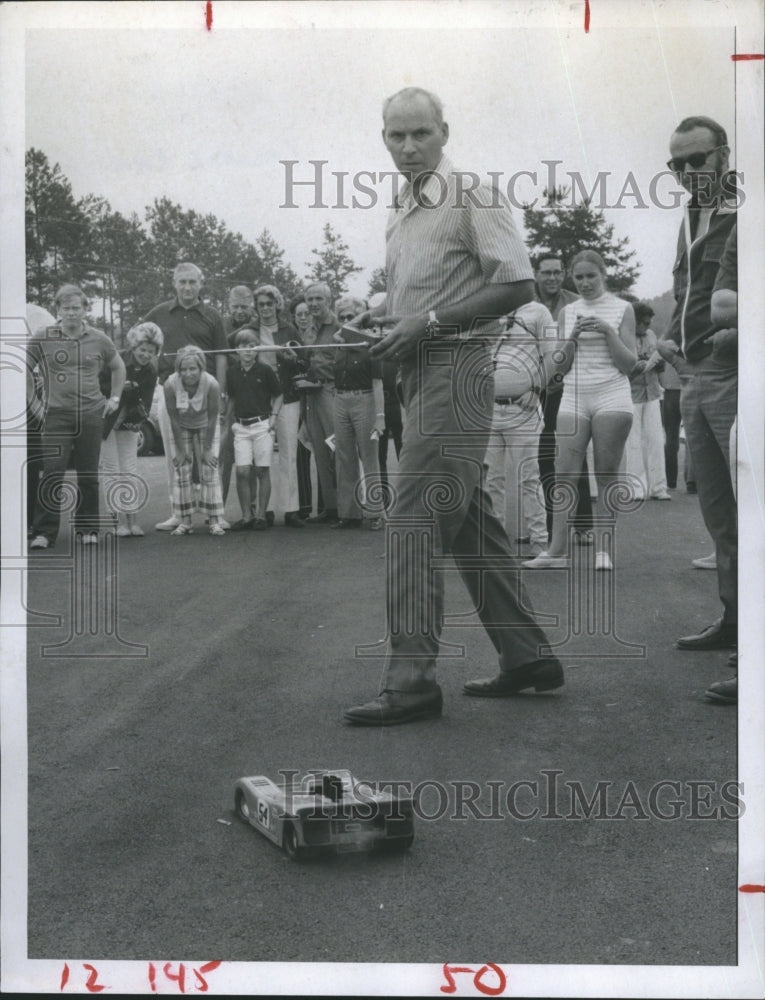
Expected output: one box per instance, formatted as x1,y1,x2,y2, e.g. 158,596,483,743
666,145,725,173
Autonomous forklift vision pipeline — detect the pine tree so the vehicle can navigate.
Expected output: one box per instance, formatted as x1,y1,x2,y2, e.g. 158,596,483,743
367,267,387,298
306,223,363,303
25,149,93,304
523,187,640,294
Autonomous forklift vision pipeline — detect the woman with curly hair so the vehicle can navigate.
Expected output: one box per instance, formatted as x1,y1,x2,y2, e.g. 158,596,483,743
100,321,163,536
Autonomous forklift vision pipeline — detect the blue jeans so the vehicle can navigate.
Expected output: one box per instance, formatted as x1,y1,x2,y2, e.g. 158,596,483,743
33,407,104,543
680,357,737,626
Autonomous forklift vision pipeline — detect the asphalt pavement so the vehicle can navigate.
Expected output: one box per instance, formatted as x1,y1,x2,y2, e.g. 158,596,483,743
23,452,739,970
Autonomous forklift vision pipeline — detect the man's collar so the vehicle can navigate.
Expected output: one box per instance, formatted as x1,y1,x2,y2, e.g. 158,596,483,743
395,155,452,210
60,323,88,340
171,297,203,312
683,173,738,216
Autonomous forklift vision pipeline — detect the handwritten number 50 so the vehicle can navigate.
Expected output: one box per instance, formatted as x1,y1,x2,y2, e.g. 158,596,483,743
441,963,507,996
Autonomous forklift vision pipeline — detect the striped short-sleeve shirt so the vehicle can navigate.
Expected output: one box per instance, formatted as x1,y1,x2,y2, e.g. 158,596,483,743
560,293,630,390
385,156,533,336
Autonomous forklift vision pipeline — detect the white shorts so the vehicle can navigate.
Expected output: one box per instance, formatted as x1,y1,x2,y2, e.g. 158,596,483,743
559,377,633,421
233,420,274,467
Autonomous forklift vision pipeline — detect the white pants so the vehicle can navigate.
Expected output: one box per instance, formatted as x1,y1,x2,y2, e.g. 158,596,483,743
484,402,547,547
157,387,177,508
99,428,140,520
625,398,668,498
273,400,301,514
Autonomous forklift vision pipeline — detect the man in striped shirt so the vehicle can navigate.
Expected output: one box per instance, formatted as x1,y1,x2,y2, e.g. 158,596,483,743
344,87,564,726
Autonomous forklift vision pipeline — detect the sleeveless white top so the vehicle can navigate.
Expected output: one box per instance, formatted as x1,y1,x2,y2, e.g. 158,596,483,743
560,293,630,390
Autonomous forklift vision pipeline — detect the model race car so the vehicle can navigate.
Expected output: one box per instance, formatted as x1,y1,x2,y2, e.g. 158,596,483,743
234,769,415,860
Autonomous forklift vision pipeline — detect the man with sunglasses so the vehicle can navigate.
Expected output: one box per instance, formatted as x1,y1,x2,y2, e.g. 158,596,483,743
658,116,738,657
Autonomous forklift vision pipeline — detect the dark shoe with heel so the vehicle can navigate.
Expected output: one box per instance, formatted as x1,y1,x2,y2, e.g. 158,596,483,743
344,687,443,726
463,659,564,697
676,619,736,650
704,677,737,704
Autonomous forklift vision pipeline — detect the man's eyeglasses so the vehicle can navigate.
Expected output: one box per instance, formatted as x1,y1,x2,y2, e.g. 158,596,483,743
666,145,725,173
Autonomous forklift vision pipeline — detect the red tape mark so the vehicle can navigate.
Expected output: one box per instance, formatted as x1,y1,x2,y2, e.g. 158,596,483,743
731,54,764,60
584,0,591,33
206,1,213,31
739,884,765,892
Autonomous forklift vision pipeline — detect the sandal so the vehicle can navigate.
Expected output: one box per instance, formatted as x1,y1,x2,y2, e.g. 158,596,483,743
170,523,193,536
209,523,225,536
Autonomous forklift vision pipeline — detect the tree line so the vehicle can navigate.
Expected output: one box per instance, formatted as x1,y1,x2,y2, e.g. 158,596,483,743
26,148,644,341
25,148,364,339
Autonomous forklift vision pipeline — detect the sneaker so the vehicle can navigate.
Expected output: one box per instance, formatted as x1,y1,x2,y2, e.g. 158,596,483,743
155,515,181,531
219,517,231,530
129,525,145,537
650,492,672,501
523,552,570,569
80,533,99,545
528,541,547,557
692,552,717,570
29,535,50,550
595,551,613,571
209,523,225,536
116,525,131,537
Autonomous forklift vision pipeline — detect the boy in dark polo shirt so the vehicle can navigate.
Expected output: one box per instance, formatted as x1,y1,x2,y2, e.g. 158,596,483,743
227,328,283,530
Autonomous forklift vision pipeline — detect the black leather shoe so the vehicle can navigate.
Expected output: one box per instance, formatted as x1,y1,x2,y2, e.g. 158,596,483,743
344,687,443,726
284,513,305,528
230,518,253,532
331,518,362,529
704,677,737,704
676,619,737,650
463,659,564,697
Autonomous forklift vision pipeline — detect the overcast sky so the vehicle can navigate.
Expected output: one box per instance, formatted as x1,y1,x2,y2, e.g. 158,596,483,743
20,1,746,303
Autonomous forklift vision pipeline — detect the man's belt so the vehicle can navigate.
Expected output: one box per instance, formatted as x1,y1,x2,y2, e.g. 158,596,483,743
336,388,372,395
494,387,541,405
238,414,270,426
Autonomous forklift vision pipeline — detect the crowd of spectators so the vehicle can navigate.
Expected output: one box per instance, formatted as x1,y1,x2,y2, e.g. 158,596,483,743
24,259,716,552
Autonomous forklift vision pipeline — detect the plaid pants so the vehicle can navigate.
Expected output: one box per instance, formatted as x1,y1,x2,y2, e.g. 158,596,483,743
172,427,224,521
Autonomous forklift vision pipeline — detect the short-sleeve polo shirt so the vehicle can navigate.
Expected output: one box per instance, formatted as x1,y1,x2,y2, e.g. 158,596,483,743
143,298,227,380
228,360,281,420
